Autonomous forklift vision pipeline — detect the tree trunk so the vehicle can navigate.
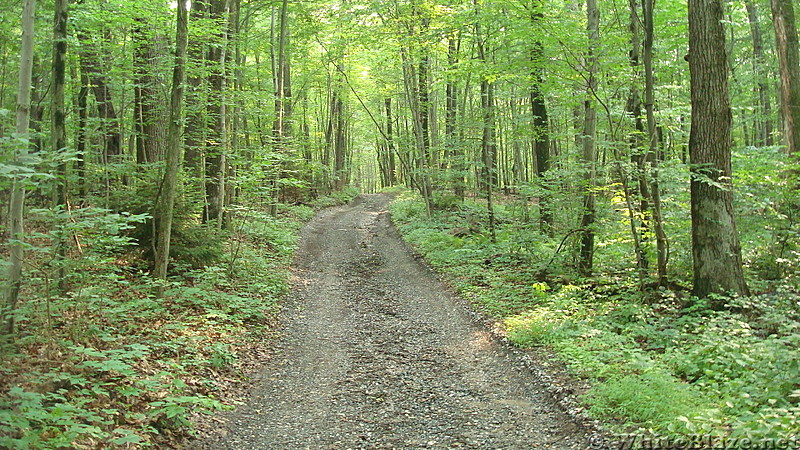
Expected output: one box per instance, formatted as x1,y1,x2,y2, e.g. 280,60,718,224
205,0,231,228
476,17,496,243
385,98,397,186
75,70,89,197
624,0,648,277
643,0,669,283
76,21,121,162
3,0,36,336
446,34,464,199
273,0,292,142
745,0,774,147
688,0,749,300
579,0,599,275
133,18,168,164
531,2,552,236
771,0,800,157
183,0,210,176
154,0,189,297
52,0,68,289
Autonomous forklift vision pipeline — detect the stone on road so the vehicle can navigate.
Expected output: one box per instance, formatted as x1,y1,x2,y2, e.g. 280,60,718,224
198,194,590,449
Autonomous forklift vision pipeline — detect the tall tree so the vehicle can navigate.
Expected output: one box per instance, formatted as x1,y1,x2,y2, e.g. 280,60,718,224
154,0,189,296
745,0,773,147
76,11,122,163
578,0,599,275
771,0,800,157
530,1,552,236
688,0,749,299
3,0,36,336
475,6,496,242
205,0,232,228
52,0,68,288
273,0,292,142
444,33,462,197
53,0,68,205
643,0,668,283
133,16,168,164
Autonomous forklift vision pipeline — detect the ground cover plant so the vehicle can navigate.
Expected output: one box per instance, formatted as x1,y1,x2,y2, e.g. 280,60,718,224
0,189,356,448
389,185,800,443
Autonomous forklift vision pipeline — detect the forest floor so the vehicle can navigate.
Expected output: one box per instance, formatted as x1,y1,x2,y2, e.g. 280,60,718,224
193,193,593,449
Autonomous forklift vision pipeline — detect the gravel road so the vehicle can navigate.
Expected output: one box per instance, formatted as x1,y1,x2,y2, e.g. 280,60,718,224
198,194,592,449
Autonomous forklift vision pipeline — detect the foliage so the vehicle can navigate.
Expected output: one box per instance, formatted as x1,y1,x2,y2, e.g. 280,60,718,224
390,190,800,442
0,199,315,447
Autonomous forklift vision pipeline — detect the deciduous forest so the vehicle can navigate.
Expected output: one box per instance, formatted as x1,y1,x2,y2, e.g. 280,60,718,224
1,0,799,447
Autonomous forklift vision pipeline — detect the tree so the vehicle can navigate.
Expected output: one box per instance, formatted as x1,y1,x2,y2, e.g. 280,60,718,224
530,1,552,236
133,13,168,164
205,0,232,228
642,0,668,283
687,0,749,299
771,0,800,157
3,0,36,336
578,0,599,275
153,0,189,296
475,2,496,242
52,0,68,288
745,0,773,147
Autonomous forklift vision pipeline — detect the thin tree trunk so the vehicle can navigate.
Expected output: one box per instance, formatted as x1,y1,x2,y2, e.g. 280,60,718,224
476,16,496,243
579,0,599,275
531,2,552,236
205,0,231,227
643,0,668,283
75,70,89,197
386,98,397,185
3,0,36,336
52,0,68,290
771,0,800,157
446,34,464,198
745,0,774,147
688,0,749,300
154,0,189,297
624,0,648,278
76,22,121,162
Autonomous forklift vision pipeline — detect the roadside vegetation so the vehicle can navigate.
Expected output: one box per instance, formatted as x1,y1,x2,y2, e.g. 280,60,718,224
0,189,357,448
389,173,800,442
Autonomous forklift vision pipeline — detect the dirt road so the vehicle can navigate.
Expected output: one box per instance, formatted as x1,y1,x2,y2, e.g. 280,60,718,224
199,194,591,449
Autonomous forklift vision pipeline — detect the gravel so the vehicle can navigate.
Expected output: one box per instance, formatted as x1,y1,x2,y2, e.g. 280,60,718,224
196,194,593,449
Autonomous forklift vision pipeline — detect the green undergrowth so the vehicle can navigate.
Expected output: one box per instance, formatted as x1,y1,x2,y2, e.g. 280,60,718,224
0,191,357,448
389,190,800,443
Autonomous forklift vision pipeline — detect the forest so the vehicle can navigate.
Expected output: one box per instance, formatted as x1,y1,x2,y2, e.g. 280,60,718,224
1,0,799,447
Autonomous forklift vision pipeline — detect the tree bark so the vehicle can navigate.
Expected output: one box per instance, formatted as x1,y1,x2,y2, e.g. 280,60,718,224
52,0,68,289
205,0,231,228
133,18,168,164
476,16,496,243
385,97,397,186
76,20,121,162
75,70,89,197
643,0,669,283
579,0,599,275
273,0,292,142
771,0,800,157
745,0,774,147
531,2,552,236
446,34,464,199
154,0,189,297
3,0,36,336
688,0,749,299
